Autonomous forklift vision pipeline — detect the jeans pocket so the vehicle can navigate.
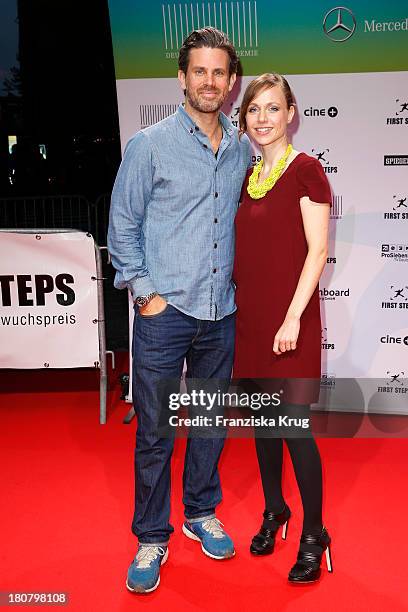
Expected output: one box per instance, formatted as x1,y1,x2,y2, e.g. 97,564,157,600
138,302,169,319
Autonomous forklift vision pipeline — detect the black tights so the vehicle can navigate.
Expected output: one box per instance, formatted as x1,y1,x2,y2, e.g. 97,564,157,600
255,404,323,535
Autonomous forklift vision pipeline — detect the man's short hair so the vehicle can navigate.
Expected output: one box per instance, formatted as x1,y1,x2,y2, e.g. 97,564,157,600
178,27,239,76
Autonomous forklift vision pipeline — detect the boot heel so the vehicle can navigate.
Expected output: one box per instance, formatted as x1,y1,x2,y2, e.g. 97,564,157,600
325,544,333,573
282,517,290,540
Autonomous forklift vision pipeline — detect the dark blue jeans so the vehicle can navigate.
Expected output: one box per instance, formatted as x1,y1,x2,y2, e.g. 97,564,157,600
131,303,235,545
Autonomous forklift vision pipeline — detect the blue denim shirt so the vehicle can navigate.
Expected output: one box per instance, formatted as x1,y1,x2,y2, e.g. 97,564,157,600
108,103,251,320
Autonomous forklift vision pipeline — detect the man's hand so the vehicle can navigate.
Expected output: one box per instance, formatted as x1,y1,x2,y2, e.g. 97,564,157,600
138,294,167,316
273,316,300,355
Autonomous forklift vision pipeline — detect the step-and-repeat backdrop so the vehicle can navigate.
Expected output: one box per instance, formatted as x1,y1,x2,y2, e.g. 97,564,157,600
108,1,408,412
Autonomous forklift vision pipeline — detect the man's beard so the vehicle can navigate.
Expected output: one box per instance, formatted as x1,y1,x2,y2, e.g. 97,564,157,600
186,87,226,113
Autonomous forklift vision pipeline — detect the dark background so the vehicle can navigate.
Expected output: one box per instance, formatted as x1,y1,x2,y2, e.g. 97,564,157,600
0,0,128,350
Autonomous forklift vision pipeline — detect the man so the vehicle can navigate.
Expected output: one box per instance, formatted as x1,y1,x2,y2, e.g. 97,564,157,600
108,27,251,593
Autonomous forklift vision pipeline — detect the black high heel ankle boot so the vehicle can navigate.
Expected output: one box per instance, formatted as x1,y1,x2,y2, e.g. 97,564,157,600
250,504,291,556
288,527,333,583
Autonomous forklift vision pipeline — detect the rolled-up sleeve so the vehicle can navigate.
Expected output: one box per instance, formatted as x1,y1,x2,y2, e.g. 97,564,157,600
107,131,157,297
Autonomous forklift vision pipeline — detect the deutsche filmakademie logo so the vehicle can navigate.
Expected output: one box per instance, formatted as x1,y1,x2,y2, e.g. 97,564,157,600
162,1,259,59
323,7,356,42
139,104,178,129
331,195,343,219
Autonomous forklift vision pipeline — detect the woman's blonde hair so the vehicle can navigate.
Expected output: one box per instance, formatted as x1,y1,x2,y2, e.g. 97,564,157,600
239,73,295,133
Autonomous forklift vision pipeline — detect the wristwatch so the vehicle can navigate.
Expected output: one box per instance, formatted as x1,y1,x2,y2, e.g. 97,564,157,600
135,291,158,307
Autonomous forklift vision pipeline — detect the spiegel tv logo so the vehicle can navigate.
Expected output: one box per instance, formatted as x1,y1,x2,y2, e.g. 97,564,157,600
162,1,259,58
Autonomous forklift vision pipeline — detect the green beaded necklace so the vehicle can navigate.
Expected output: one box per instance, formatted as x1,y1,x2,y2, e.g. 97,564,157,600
247,144,293,200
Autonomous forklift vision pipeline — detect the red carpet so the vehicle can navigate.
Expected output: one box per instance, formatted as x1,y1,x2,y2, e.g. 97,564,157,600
1,361,407,611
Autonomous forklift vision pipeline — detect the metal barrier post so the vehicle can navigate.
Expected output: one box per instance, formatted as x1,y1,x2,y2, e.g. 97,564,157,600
94,243,108,424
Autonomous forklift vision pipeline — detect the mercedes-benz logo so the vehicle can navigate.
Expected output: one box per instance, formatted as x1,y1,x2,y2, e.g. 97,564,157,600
323,7,356,42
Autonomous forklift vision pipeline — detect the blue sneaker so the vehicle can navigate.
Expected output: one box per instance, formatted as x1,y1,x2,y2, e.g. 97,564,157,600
126,545,168,593
182,517,235,559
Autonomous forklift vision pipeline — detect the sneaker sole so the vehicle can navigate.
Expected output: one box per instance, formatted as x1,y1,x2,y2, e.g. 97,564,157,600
182,523,235,560
125,548,169,594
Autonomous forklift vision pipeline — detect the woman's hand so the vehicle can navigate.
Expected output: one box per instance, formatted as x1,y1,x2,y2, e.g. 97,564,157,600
273,316,300,355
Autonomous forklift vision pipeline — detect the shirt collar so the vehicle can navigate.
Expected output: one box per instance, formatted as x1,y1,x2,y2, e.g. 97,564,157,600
176,103,234,137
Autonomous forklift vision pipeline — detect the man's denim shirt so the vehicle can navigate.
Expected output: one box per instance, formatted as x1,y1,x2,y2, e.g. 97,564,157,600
108,103,251,321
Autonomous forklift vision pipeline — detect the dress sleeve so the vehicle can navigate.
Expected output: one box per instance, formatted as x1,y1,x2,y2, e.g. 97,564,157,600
297,158,332,205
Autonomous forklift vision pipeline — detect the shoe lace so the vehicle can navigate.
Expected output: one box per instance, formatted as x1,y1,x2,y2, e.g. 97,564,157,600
202,518,225,539
135,545,166,569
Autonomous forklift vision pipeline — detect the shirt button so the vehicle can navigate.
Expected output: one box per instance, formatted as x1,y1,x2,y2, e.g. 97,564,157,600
214,192,218,198
203,144,208,149
214,218,218,223
213,268,217,273
214,243,218,248
195,126,199,131
189,128,194,134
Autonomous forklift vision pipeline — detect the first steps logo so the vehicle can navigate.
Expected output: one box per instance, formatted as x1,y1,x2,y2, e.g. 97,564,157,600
311,148,338,174
386,99,408,126
381,285,408,310
377,371,408,395
162,1,259,59
381,243,408,262
383,195,408,220
321,327,335,350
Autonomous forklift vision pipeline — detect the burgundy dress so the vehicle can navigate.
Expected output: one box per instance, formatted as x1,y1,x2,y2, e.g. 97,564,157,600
233,153,331,404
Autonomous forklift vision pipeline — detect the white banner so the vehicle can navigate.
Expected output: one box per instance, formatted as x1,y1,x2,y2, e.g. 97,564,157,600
0,231,99,368
116,71,408,412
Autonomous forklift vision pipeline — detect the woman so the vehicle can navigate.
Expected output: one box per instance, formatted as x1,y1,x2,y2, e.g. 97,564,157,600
233,73,333,583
